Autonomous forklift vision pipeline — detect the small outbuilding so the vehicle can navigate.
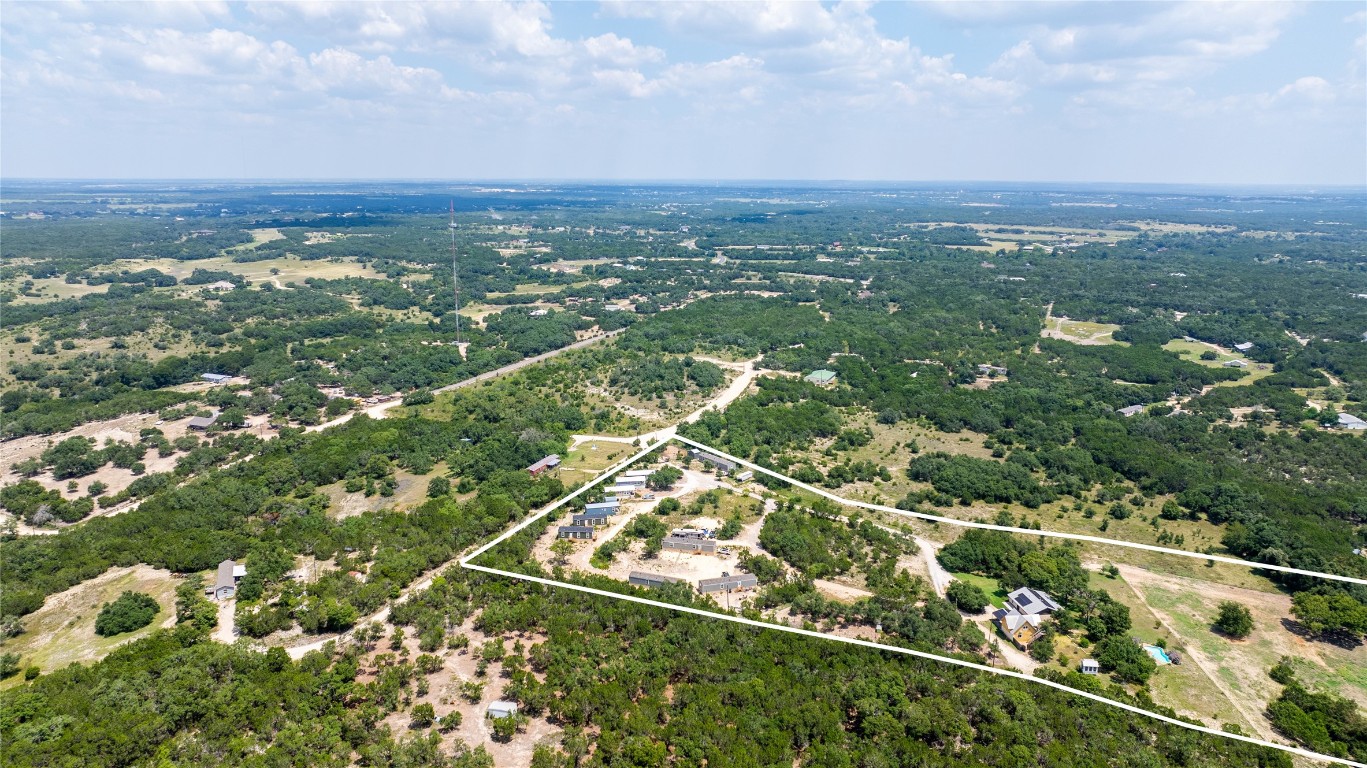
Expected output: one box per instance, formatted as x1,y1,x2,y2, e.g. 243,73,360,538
487,700,519,719
187,412,220,430
201,373,232,384
1081,659,1100,675
1118,404,1145,417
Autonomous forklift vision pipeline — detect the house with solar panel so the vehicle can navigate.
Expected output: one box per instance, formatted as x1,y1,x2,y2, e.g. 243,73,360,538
991,587,1060,650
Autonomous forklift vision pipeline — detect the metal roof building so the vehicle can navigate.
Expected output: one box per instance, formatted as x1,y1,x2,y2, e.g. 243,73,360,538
628,571,687,589
698,573,757,594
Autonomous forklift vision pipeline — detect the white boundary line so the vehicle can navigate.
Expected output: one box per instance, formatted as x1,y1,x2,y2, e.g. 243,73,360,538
461,436,1367,767
672,435,1367,587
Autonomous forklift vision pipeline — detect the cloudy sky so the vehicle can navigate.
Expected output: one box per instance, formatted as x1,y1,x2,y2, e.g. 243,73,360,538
2,1,1363,184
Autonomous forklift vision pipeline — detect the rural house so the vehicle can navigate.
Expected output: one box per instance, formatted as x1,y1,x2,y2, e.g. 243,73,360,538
557,525,595,540
210,559,244,601
187,412,220,430
572,513,611,526
1006,587,1060,615
1118,404,1145,417
993,608,1046,649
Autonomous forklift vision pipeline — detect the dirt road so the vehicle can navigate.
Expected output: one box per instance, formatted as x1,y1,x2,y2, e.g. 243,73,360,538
916,537,952,597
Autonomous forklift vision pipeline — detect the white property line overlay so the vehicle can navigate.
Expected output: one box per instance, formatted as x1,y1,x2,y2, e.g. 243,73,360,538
671,435,1367,587
460,436,1366,767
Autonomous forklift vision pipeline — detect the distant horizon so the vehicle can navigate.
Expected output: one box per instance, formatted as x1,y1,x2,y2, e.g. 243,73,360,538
4,177,1363,193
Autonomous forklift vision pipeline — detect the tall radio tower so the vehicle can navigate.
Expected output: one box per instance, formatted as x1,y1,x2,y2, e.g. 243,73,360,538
448,200,461,346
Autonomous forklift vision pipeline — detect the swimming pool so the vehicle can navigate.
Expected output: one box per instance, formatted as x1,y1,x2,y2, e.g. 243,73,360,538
1143,644,1172,665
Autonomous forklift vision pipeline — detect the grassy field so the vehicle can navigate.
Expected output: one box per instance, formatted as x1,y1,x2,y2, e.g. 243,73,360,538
0,565,179,688
1,276,111,304
319,467,441,519
1163,339,1274,387
1119,568,1367,709
485,283,566,298
93,255,393,287
1087,572,1263,733
1059,319,1123,342
562,440,638,474
1,318,203,386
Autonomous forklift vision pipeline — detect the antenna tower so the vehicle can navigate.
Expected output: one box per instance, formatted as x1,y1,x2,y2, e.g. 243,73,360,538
449,201,461,345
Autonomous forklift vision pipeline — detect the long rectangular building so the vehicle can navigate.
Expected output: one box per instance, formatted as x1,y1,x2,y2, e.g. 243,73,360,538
528,455,561,476
572,513,611,526
584,501,620,513
628,571,687,589
690,449,735,473
698,573,757,594
556,525,595,540
662,535,716,555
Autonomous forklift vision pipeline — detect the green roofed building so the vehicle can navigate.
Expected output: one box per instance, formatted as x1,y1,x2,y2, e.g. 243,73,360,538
805,369,837,385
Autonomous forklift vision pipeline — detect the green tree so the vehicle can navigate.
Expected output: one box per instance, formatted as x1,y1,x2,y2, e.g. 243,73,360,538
945,580,990,613
1094,636,1157,685
1214,601,1254,639
1029,632,1057,663
550,538,574,566
427,476,451,497
94,591,160,636
411,703,436,728
647,465,682,490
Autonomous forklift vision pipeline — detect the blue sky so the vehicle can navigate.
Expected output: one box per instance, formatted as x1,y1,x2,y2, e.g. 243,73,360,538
2,1,1363,184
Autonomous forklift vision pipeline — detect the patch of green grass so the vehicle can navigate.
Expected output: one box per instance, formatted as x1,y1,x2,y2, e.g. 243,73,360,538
0,566,177,688
949,572,1007,608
